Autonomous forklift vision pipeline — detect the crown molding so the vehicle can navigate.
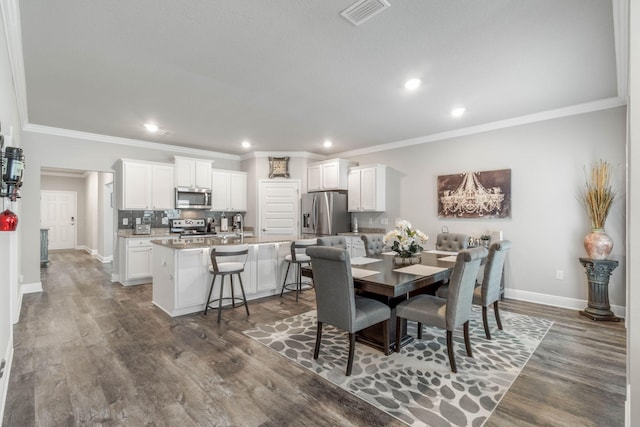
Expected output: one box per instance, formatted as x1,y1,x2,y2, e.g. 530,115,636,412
23,123,241,161
240,151,326,161
1,0,28,127
335,96,627,158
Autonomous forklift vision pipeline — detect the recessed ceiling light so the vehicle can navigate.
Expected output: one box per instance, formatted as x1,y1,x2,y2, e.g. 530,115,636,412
324,139,333,148
451,107,466,117
144,123,159,133
404,78,422,91
241,140,251,149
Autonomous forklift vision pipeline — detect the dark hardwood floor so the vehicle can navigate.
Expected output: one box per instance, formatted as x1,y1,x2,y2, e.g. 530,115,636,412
3,251,626,426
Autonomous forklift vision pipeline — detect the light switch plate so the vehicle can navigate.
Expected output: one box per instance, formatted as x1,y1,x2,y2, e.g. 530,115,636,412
122,218,128,225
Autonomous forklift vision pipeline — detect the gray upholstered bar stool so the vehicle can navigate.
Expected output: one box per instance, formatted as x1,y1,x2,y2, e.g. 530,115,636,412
204,244,250,323
280,238,317,302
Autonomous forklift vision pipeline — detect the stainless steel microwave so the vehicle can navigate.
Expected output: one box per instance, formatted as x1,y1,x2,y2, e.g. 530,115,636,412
175,187,212,209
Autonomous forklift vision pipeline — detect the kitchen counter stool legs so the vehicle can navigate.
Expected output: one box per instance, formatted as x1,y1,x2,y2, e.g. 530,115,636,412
280,239,317,302
204,245,250,323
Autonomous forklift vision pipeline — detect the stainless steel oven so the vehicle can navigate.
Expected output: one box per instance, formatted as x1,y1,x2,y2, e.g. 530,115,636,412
175,187,212,209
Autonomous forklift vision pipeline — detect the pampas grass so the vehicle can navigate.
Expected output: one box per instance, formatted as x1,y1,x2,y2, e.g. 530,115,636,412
582,160,615,230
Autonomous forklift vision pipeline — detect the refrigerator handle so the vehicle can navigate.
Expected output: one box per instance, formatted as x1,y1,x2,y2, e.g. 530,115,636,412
311,196,316,231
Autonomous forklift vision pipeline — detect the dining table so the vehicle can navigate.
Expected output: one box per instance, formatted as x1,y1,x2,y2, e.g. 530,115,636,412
301,250,462,353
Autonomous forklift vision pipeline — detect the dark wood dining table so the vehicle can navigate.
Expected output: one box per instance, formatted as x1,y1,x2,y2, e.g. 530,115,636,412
301,251,459,352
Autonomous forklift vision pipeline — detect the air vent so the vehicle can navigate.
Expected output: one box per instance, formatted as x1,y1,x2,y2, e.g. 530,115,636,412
340,0,390,26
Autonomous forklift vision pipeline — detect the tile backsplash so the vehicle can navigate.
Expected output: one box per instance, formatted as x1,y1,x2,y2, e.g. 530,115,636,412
117,210,244,230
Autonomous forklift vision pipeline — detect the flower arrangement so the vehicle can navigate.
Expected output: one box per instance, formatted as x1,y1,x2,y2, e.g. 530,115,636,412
383,219,429,258
582,159,616,230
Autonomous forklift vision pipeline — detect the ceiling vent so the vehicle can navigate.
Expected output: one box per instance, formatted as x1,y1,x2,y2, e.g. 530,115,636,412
340,0,390,26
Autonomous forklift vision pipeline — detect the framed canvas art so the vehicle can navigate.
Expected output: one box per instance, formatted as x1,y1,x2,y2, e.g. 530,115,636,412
268,156,290,178
437,169,511,218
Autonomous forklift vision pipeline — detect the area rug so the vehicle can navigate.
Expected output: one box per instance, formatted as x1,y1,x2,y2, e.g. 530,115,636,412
244,307,552,427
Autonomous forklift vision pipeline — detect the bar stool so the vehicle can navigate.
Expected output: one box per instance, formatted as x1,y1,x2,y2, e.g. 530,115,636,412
204,244,250,323
280,239,317,302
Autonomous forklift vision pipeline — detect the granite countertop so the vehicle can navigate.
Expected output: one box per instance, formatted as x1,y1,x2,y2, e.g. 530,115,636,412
151,234,298,250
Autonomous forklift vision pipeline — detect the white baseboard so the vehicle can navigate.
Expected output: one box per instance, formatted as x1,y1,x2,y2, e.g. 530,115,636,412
111,273,120,283
79,246,97,256
15,282,43,324
0,332,14,427
94,253,113,263
505,288,626,318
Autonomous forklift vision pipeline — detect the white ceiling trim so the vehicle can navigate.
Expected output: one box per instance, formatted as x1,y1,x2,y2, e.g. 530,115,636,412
336,96,627,159
23,123,240,161
1,0,28,128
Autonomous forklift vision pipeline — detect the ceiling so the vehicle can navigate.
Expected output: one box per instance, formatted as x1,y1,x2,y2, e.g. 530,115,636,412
17,0,621,157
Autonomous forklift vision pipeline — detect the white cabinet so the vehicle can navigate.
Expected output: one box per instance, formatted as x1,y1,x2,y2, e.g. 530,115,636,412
343,235,366,258
307,158,356,192
211,169,247,211
174,156,212,189
121,237,154,285
254,243,279,293
175,248,210,310
348,165,386,212
118,159,174,210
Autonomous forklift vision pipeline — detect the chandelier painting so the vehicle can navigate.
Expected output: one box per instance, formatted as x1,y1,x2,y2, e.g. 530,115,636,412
437,169,511,219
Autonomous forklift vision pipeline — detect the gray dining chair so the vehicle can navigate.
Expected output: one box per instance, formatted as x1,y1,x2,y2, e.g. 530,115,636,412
317,236,347,250
436,233,469,251
306,246,391,376
437,241,512,339
395,246,487,373
360,234,386,256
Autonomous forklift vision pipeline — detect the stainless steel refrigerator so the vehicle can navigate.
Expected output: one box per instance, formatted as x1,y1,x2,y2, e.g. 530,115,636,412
301,191,350,236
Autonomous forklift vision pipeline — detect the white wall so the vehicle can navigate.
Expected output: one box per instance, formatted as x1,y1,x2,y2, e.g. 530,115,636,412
345,107,627,312
0,2,22,422
627,0,639,423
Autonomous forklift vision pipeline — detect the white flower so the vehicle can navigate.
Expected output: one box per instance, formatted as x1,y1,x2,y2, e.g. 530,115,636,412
383,219,429,257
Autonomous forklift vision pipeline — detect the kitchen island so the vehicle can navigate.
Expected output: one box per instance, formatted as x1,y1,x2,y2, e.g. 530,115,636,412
151,235,298,317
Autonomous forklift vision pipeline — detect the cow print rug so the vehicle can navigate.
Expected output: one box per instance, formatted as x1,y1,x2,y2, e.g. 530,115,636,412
244,306,552,427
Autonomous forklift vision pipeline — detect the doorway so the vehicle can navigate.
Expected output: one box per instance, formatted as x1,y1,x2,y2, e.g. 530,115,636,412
40,190,77,250
258,179,301,236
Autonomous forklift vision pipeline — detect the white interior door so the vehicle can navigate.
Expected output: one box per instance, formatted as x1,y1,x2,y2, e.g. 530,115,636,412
259,180,300,236
41,190,77,250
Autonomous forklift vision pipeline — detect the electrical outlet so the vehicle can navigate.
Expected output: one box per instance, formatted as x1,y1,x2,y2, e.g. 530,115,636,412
136,217,141,225
380,218,388,225
556,270,564,280
122,218,128,225
162,217,168,225
369,218,373,225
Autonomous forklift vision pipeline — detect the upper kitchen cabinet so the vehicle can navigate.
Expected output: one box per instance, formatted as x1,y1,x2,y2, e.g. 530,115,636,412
307,158,356,192
117,159,174,210
348,165,386,212
174,156,213,189
211,169,247,211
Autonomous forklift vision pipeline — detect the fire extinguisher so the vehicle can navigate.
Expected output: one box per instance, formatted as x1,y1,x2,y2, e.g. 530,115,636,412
0,209,18,231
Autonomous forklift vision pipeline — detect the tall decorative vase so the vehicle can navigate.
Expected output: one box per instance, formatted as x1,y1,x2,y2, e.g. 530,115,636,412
583,229,613,260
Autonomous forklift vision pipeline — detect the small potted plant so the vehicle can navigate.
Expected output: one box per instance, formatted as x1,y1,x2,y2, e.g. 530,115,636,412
581,159,615,259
